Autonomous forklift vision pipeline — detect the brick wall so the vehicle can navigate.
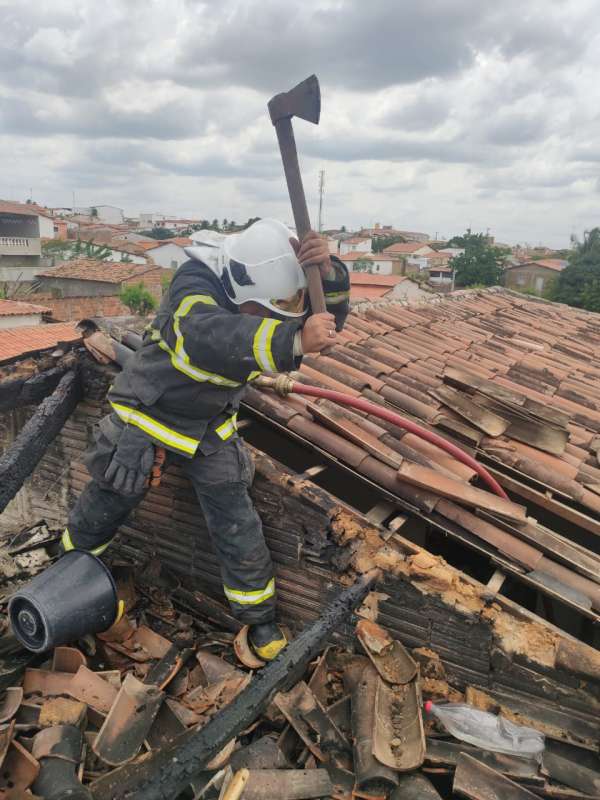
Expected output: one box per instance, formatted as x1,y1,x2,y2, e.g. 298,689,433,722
34,294,131,321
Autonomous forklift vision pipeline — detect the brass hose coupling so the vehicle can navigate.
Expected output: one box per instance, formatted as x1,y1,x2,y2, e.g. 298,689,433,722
252,373,295,396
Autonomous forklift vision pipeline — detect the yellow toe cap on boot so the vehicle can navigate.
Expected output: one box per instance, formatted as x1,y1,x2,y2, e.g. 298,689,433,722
253,635,287,661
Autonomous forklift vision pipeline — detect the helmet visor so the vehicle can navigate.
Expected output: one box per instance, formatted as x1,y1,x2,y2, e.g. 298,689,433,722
269,288,307,315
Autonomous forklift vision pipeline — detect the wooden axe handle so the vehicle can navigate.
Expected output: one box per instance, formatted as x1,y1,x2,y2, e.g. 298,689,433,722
274,117,327,314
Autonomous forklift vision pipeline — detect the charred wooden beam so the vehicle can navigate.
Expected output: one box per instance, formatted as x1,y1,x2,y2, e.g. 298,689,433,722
0,366,67,413
90,570,378,800
0,370,81,514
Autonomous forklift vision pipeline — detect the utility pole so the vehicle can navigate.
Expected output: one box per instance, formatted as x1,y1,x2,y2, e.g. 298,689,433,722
317,170,325,233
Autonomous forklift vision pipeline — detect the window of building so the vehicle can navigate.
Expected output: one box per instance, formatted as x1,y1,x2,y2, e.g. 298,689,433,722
516,275,526,285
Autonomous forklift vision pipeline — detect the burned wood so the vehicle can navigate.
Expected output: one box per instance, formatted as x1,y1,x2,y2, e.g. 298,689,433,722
89,571,377,800
0,365,67,413
0,369,81,513
453,753,539,799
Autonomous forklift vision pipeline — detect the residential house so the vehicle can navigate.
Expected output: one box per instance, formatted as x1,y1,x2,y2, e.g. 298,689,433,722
504,259,567,295
34,259,168,321
339,237,372,256
339,252,399,275
382,242,435,258
0,201,44,281
360,225,431,242
0,299,51,329
141,238,193,269
52,219,68,240
83,205,124,225
428,267,453,290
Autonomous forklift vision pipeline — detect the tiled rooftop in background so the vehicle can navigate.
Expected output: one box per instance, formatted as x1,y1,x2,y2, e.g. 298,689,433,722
0,322,81,363
0,299,51,316
36,259,160,283
245,288,600,595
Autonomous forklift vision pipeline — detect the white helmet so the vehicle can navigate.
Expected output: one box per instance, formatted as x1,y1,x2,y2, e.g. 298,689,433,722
185,219,307,317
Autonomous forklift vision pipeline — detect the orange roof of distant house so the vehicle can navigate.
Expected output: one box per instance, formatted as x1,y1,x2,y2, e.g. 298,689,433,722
382,242,431,255
0,299,51,317
0,322,81,364
36,259,161,284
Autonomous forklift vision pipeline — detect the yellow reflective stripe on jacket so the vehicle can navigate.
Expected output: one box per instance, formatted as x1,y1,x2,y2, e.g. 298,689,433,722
215,412,238,441
253,318,280,373
159,294,241,388
110,401,200,456
223,578,275,606
325,290,350,305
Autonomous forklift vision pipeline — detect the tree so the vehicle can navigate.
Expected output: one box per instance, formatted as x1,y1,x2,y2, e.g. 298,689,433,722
90,207,98,218
140,227,176,240
241,217,261,230
547,228,600,310
120,282,157,316
450,231,508,288
353,257,373,274
222,218,228,230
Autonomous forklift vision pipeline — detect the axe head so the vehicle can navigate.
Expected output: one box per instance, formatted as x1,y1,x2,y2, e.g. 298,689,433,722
268,74,320,125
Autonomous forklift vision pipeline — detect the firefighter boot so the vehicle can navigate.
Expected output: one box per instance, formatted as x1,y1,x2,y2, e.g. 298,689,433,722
248,621,287,661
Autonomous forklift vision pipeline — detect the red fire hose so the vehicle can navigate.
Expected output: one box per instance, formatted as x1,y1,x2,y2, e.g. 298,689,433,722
255,375,508,500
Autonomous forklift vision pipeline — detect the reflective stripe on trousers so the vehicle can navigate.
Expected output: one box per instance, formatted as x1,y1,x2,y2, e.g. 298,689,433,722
223,578,275,606
61,528,112,557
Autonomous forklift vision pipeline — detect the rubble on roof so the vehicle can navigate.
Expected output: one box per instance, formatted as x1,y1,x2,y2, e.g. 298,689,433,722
0,532,597,800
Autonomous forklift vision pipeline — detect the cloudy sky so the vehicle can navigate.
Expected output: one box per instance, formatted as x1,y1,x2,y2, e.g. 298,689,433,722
1,0,599,247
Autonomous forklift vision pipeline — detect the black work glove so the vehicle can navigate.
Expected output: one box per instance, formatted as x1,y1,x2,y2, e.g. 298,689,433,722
104,425,155,496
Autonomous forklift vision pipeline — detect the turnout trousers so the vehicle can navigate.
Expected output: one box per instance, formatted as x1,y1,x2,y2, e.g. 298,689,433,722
65,416,276,625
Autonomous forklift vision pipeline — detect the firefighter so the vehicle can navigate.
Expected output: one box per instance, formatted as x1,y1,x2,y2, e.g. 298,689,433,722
63,219,349,661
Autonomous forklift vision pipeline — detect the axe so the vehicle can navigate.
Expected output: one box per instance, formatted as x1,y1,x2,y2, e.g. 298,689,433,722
268,74,327,314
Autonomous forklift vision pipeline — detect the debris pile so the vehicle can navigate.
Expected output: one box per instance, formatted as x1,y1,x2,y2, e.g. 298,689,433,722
0,548,597,799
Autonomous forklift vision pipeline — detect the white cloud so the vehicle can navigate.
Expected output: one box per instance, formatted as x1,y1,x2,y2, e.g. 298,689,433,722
0,0,598,246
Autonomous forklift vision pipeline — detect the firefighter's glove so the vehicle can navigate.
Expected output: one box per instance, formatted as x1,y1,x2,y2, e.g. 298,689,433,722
104,425,155,496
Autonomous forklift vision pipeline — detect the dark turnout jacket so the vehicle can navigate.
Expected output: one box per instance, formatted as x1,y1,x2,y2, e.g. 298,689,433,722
108,256,350,456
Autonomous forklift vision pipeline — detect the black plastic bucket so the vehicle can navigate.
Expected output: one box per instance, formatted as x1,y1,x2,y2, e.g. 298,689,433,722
9,550,118,653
